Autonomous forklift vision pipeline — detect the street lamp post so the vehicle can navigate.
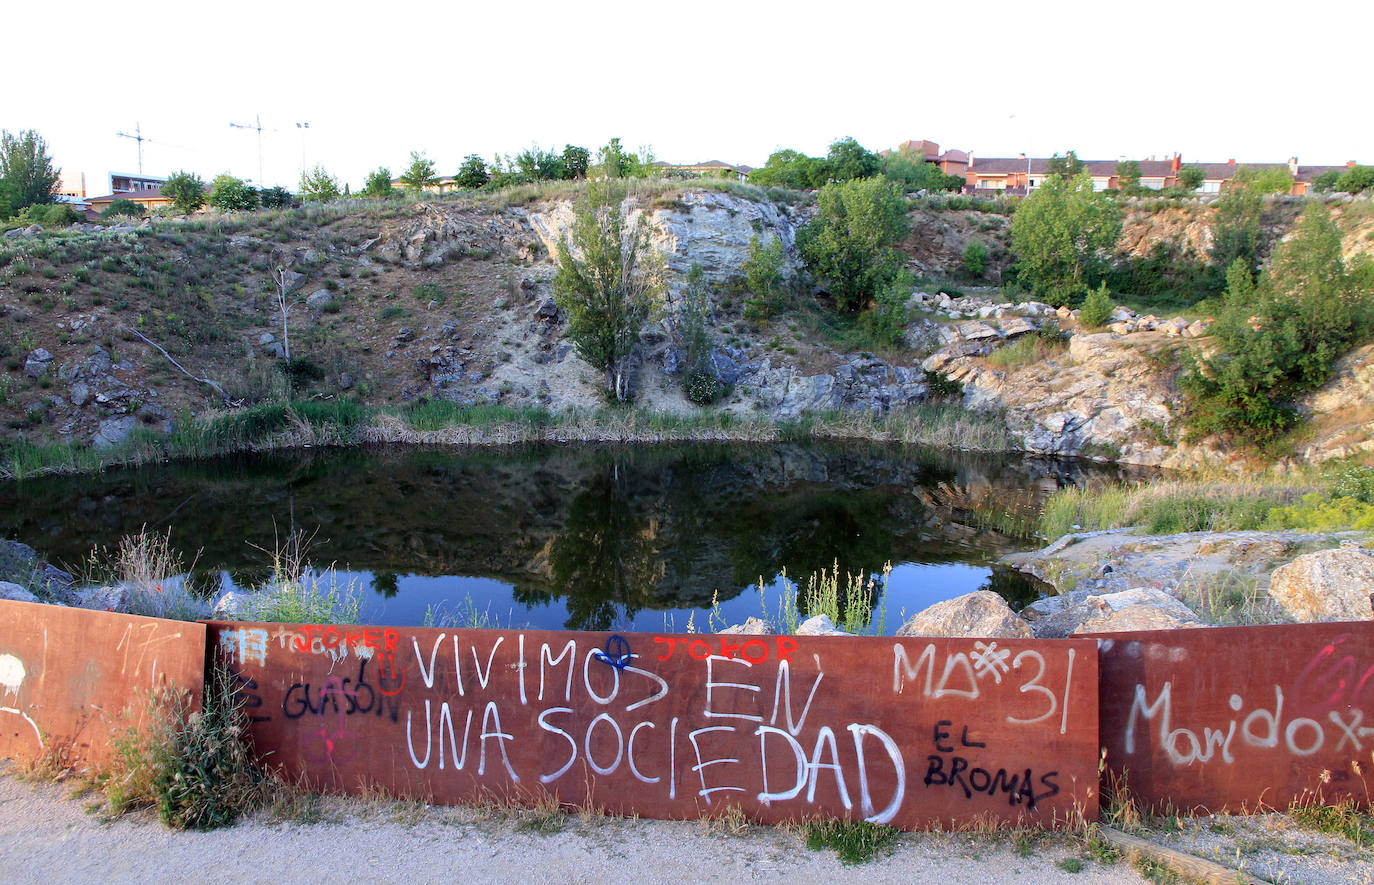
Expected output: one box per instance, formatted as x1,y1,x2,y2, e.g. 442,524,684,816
296,122,310,181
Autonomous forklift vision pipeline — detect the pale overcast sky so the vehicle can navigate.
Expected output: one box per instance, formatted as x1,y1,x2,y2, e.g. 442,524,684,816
7,0,1370,194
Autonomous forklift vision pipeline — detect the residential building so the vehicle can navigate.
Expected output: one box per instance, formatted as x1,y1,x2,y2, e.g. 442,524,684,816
110,172,166,193
85,186,172,218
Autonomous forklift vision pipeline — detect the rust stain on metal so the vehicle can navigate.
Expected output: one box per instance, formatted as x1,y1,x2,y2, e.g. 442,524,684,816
1094,622,1374,813
207,622,1098,828
0,599,206,769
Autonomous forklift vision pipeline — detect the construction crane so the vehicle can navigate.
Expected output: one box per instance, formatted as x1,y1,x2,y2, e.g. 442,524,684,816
115,122,149,174
229,113,267,187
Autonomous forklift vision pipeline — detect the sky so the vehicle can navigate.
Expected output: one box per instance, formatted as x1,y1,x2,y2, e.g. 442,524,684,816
8,0,1370,194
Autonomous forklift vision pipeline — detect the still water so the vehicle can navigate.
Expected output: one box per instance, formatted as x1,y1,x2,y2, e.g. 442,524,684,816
0,442,1135,633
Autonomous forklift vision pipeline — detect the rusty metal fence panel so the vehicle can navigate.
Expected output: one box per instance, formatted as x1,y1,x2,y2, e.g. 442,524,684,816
206,622,1098,828
1095,622,1374,813
0,599,206,769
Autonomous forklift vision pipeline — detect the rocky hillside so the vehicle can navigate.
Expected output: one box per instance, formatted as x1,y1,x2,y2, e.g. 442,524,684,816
1,186,1371,467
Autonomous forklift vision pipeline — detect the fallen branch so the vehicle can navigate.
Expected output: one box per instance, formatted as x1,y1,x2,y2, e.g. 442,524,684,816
1097,826,1266,885
123,326,240,407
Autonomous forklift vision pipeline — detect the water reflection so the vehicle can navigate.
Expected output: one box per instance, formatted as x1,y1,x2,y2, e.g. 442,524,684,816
0,442,1139,632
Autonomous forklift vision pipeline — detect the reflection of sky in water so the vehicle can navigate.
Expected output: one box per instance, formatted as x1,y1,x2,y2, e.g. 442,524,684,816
216,562,998,635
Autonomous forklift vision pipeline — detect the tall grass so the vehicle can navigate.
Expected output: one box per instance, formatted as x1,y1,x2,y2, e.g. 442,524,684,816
1039,471,1325,539
755,562,891,635
228,530,361,625
80,529,212,621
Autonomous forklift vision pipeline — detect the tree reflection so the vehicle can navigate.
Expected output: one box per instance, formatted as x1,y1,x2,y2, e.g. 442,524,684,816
545,463,664,631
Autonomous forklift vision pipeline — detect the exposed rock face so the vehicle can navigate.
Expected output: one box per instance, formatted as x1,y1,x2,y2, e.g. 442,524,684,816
529,191,810,293
895,590,1031,638
94,415,138,449
1298,342,1374,463
1268,547,1374,622
1032,587,1205,637
306,289,334,312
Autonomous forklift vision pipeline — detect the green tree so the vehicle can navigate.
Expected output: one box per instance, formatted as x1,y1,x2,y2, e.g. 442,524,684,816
595,138,635,179
1115,160,1141,190
1080,282,1115,327
1232,166,1293,195
259,186,293,209
962,240,988,278
561,145,590,180
161,170,206,214
208,174,259,211
552,178,662,401
1311,170,1341,193
1178,165,1206,191
1210,176,1264,280
101,198,144,219
398,151,440,192
1047,151,1085,177
798,177,910,312
0,180,19,218
748,149,826,190
361,167,397,198
1009,170,1122,305
454,155,489,189
881,149,962,193
742,235,787,320
0,129,60,211
299,165,341,202
1337,165,1374,194
514,145,564,181
824,136,880,182
1183,204,1373,445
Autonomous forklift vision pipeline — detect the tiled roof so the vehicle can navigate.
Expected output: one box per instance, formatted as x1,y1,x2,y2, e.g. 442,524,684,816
87,187,168,204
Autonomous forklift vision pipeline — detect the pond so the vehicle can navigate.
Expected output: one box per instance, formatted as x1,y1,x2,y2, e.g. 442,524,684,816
0,442,1138,634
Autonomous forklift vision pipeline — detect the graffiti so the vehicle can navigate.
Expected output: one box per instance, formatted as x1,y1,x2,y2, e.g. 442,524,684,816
0,651,42,751
653,634,798,665
220,628,269,667
209,624,1097,829
1098,623,1374,812
594,635,632,670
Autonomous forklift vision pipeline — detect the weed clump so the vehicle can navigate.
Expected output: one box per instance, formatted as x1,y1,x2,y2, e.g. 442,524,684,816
104,676,268,830
804,818,901,864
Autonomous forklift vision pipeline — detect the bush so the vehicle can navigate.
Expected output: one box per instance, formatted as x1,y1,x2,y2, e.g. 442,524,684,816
1009,170,1121,306
798,177,909,312
259,186,293,209
162,171,206,214
1080,282,1115,328
209,175,258,212
102,198,145,219
687,370,728,405
962,240,988,278
742,235,787,320
859,274,910,346
105,676,267,830
1183,205,1374,444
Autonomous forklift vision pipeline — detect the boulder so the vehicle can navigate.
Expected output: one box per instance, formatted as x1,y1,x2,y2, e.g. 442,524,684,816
77,584,129,612
0,581,39,603
281,270,307,293
395,327,415,343
306,289,334,312
1268,547,1374,622
258,332,277,346
895,591,1032,639
24,348,54,378
795,615,851,636
93,415,138,449
719,617,771,635
1032,587,1205,637
955,320,1000,342
69,381,90,407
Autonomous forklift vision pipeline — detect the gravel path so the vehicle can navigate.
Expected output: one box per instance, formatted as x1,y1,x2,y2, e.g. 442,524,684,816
0,770,1148,885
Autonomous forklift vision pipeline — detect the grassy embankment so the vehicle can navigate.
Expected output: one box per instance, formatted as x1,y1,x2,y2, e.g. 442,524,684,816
0,398,1011,480
1038,461,1374,539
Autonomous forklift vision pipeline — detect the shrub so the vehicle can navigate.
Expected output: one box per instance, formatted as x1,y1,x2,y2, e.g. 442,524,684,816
259,186,293,209
859,274,910,346
162,171,206,214
413,282,445,304
1080,282,1115,328
798,177,909,312
209,175,258,212
102,198,145,219
962,240,988,278
104,676,267,830
1009,170,1121,306
1337,164,1374,194
687,370,728,405
741,235,787,320
1183,205,1374,444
